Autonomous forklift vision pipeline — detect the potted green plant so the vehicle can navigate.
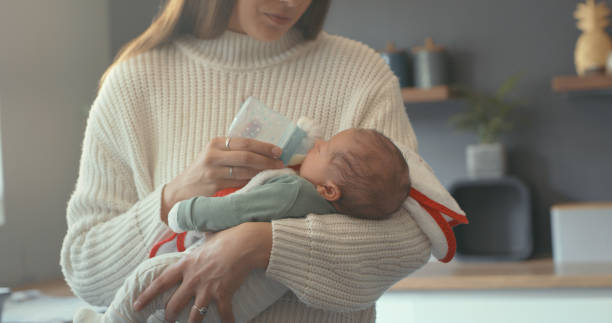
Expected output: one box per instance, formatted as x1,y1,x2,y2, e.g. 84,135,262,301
451,74,522,178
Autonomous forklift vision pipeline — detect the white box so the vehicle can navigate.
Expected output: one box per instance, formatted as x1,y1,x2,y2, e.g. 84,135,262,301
551,203,612,264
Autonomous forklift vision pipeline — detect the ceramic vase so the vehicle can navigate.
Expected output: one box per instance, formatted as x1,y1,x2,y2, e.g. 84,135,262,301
380,42,412,87
466,143,506,179
412,38,448,89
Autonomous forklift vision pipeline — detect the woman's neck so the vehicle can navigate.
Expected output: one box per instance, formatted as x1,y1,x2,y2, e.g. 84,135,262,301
175,28,307,70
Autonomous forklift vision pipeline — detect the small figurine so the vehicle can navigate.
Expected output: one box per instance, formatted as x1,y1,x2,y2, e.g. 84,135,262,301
574,0,612,75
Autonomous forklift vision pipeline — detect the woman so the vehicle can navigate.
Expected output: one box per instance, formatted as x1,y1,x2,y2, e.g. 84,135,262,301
60,0,432,322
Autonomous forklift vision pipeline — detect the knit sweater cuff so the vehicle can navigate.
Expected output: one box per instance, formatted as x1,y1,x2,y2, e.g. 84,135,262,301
266,218,312,294
135,184,168,246
265,212,431,312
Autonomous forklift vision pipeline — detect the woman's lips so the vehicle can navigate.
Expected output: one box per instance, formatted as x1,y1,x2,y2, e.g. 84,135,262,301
264,13,292,26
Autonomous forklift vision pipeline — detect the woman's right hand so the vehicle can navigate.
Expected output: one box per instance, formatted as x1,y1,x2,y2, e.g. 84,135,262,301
160,137,284,223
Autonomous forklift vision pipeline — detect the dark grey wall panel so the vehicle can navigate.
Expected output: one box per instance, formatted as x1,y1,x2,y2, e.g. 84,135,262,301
108,0,162,57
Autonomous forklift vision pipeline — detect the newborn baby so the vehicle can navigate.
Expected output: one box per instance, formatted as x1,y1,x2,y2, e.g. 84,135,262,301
74,128,412,323
168,128,411,233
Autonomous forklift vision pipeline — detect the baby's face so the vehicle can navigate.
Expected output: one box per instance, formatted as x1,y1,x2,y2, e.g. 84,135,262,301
299,129,361,186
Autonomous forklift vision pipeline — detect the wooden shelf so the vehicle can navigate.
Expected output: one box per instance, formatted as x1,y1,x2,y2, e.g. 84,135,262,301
14,279,73,297
552,75,612,93
391,258,612,291
402,85,450,103
14,259,612,296
552,202,612,211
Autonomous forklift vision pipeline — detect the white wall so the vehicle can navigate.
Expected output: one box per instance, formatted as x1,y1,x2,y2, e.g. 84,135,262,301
0,0,111,286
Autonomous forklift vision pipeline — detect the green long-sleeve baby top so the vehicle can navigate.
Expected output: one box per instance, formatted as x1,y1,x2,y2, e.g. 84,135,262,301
168,173,337,233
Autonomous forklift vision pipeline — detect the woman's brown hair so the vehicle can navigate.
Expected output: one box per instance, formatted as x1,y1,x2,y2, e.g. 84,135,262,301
100,0,331,87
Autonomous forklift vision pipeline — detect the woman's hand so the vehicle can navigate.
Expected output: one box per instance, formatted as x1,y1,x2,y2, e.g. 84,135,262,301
133,222,273,323
161,137,284,223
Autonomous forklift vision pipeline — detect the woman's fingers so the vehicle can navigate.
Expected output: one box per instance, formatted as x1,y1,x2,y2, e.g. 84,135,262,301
135,224,269,323
226,150,285,170
214,136,282,159
217,297,235,323
164,280,197,322
204,137,284,178
213,165,262,181
133,262,183,311
188,293,213,323
163,137,285,211
208,150,283,171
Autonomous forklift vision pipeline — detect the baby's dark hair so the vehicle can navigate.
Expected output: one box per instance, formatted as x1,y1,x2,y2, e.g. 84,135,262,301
329,129,411,220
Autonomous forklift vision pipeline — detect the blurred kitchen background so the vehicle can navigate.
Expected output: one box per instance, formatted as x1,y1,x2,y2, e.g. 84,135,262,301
1,0,611,322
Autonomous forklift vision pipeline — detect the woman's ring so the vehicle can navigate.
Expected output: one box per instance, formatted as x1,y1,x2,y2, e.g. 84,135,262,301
228,166,233,178
225,137,232,151
193,304,208,316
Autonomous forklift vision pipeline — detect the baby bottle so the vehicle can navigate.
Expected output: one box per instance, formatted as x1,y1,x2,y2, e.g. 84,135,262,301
228,97,320,166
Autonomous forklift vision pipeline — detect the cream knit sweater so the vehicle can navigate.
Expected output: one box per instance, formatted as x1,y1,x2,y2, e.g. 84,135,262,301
60,29,431,322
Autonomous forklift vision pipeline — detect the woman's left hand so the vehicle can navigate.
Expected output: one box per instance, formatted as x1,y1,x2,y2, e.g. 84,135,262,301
133,222,273,323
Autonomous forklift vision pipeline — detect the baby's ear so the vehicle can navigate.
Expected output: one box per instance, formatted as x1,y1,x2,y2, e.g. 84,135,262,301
316,181,341,202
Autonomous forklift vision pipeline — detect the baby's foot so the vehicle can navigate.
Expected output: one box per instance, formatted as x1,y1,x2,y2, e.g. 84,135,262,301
74,306,135,323
73,307,105,323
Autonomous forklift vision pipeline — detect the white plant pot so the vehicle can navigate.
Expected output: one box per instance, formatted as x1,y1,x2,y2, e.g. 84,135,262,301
466,143,506,179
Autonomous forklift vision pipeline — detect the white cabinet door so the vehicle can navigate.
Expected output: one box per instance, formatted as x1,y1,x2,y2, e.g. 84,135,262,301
377,289,612,323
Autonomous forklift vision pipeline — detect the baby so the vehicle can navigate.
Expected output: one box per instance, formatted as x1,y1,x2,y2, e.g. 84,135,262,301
168,128,411,234
74,128,411,323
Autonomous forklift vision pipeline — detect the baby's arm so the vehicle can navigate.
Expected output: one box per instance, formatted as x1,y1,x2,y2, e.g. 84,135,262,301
74,251,288,323
168,175,335,233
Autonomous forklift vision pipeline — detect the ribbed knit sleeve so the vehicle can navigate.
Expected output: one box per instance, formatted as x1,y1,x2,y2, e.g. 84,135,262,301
267,212,430,312
60,68,168,306
266,74,431,312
